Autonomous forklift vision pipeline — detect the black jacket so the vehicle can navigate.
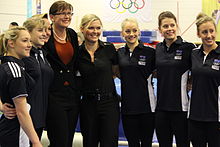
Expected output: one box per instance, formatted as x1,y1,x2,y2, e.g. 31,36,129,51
44,27,80,94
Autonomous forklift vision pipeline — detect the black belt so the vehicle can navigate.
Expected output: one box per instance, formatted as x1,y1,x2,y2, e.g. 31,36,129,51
83,92,114,101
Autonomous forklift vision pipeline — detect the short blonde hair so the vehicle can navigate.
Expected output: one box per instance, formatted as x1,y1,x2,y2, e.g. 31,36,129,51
121,18,139,30
80,14,102,30
32,13,48,19
23,17,45,32
0,26,27,55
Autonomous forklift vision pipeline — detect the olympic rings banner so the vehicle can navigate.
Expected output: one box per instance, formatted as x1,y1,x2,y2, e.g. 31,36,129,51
103,0,152,23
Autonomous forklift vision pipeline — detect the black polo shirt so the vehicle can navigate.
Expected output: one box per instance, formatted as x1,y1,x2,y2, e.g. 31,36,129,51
22,47,53,128
78,40,118,93
156,36,195,111
189,44,220,122
118,42,156,114
0,56,28,139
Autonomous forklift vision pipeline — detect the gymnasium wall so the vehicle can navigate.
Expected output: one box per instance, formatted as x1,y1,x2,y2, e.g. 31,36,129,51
0,0,202,42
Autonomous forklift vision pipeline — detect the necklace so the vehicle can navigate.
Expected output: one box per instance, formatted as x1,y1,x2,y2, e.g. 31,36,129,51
53,30,66,41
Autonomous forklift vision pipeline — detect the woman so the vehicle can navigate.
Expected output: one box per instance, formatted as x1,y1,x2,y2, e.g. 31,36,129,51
23,17,53,140
155,11,195,147
43,1,80,146
118,18,156,147
0,26,42,147
1,16,53,141
32,13,51,43
78,14,120,147
189,13,220,147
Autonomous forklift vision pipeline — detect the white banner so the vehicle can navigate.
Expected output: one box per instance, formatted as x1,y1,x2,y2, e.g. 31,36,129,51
103,0,152,23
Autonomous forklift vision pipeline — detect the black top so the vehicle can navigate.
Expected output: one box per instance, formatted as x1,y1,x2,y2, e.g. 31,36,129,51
22,47,53,128
156,36,195,112
0,56,28,137
78,40,118,93
118,42,156,114
44,27,80,106
189,44,220,122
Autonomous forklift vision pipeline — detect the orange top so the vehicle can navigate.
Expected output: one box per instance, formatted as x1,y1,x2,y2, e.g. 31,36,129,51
54,40,74,65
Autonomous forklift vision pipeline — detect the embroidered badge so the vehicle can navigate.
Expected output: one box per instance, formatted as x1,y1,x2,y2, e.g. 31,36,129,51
138,55,146,65
211,59,220,70
174,50,183,60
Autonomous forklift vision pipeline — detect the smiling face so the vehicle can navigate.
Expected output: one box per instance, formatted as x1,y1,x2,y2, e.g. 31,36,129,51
159,18,177,42
197,21,217,48
121,21,140,45
29,26,46,48
43,18,51,43
81,20,102,43
8,30,32,59
50,9,73,29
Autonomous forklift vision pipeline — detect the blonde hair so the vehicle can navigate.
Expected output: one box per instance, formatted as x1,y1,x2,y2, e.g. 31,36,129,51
80,14,102,30
77,32,84,41
23,17,46,32
0,26,27,55
121,18,139,30
196,12,216,32
32,13,48,19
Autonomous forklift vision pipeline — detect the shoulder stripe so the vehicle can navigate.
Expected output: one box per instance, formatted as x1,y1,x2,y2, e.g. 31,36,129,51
13,62,21,77
193,46,200,51
8,62,21,78
8,62,16,77
182,40,197,47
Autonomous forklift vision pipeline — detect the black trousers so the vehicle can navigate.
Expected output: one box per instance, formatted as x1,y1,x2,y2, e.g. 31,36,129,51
80,96,120,147
189,119,220,147
122,113,155,147
46,90,80,147
155,111,189,147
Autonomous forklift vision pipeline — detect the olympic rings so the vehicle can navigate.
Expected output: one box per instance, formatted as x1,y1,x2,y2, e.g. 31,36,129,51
128,2,139,14
110,0,120,9
122,0,132,9
116,2,127,14
134,0,145,9
109,0,145,14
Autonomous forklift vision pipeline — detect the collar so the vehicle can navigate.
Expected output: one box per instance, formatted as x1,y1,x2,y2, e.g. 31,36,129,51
0,56,24,66
99,40,105,47
125,40,144,52
163,36,183,47
30,46,41,54
214,42,220,54
200,42,220,54
81,40,104,51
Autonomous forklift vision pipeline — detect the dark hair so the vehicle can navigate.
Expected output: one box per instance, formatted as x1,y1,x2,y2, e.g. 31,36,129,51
158,11,177,27
10,22,18,26
49,1,73,15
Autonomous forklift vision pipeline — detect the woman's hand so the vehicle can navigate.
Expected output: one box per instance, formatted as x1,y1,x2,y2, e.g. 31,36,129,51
32,141,43,147
2,103,16,119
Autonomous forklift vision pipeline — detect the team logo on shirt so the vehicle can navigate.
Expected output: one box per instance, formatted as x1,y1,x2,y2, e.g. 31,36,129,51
211,59,220,70
138,55,146,66
174,50,183,60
